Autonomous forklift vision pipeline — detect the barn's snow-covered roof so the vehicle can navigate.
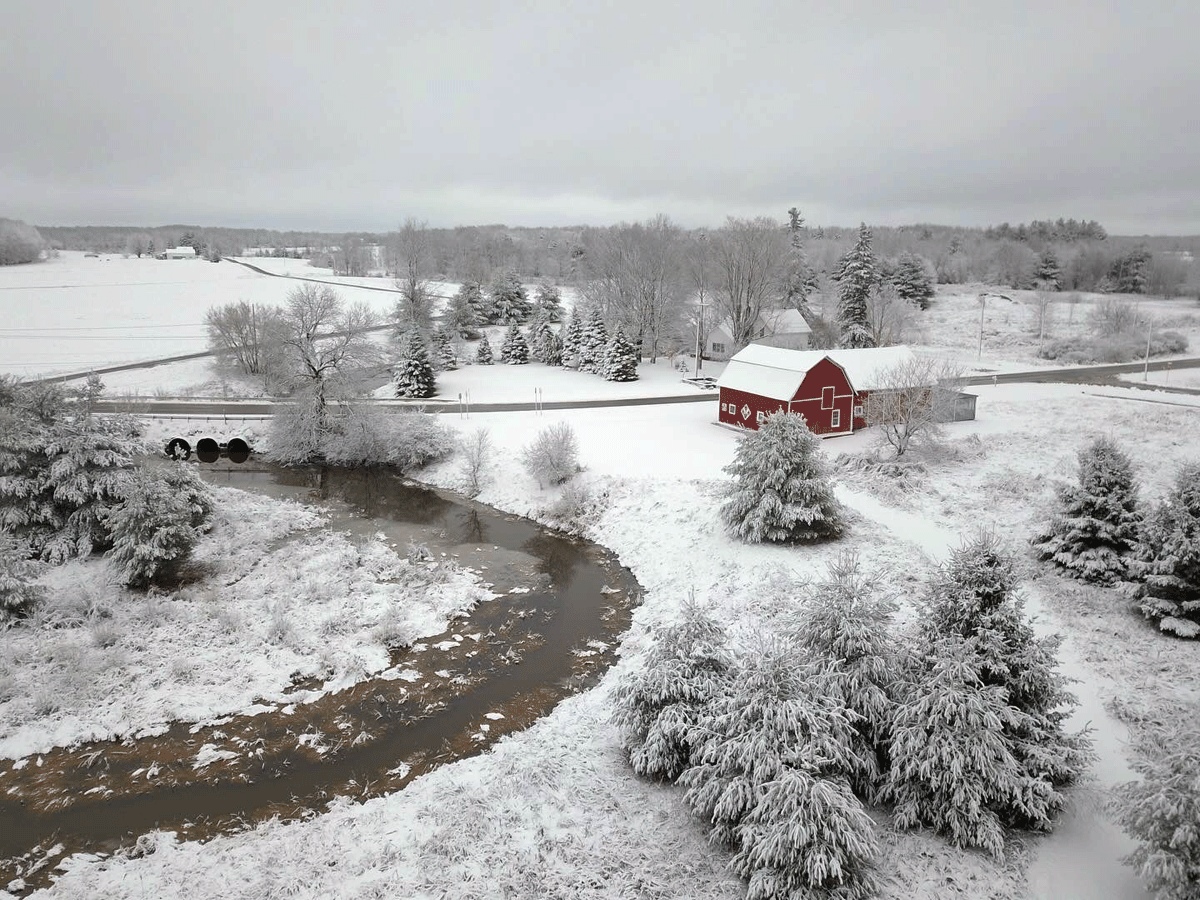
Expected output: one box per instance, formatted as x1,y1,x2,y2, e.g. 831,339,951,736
716,344,919,400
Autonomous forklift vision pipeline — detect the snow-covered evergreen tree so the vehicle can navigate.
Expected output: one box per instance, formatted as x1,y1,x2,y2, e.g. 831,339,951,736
792,553,903,798
577,308,608,374
445,282,482,337
720,411,843,544
679,643,879,899
533,280,563,322
540,330,563,366
1114,723,1200,900
475,334,494,365
499,323,529,364
891,251,936,310
526,318,552,362
434,327,457,371
1035,249,1062,290
1129,462,1200,638
489,270,530,324
561,311,584,368
884,534,1091,856
602,325,639,381
834,224,878,348
392,330,436,398
1032,436,1141,583
611,600,733,781
782,207,820,316
0,531,42,618
103,465,212,589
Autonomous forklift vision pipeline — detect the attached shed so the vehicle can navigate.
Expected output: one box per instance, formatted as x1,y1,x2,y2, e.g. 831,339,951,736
715,344,925,436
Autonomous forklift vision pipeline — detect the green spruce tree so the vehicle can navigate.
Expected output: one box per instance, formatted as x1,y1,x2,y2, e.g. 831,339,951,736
533,281,563,322
434,327,457,370
1129,462,1200,638
892,252,936,310
578,308,609,374
1035,249,1061,290
561,311,584,368
489,270,530,324
475,334,494,365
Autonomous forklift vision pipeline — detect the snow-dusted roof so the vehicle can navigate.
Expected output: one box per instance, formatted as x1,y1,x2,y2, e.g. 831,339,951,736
760,308,813,335
716,344,919,399
165,246,196,256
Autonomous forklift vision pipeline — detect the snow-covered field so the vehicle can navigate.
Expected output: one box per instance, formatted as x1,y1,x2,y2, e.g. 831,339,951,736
24,381,1199,900
1117,365,1200,389
0,253,402,378
0,487,491,761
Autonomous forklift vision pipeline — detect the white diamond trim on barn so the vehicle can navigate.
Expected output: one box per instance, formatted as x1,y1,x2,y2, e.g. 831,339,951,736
741,404,751,420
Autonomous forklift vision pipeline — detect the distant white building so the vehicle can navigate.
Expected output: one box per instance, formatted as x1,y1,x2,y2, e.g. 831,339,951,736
164,246,197,259
703,308,813,360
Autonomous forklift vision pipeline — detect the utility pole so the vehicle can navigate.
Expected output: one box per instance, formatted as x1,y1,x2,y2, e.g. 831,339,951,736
1143,315,1153,381
977,293,987,360
694,302,708,378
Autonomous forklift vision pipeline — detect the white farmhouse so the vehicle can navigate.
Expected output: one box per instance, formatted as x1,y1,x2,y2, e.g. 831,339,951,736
704,308,813,360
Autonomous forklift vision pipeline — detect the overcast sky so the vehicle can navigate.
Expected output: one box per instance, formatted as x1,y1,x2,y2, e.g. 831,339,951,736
2,1,1197,234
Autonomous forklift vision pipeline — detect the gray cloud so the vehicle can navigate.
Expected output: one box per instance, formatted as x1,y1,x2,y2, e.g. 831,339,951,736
2,0,1197,233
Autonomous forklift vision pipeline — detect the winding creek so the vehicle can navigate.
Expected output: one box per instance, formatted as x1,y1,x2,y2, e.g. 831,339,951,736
0,462,640,891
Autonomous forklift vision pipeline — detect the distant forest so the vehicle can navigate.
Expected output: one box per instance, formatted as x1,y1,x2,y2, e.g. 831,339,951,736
15,216,1200,297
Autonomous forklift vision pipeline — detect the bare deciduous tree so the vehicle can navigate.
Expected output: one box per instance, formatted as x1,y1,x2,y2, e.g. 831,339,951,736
205,301,286,384
458,427,493,497
1031,292,1056,355
391,217,433,334
866,282,917,347
863,356,963,456
278,284,381,411
712,217,788,350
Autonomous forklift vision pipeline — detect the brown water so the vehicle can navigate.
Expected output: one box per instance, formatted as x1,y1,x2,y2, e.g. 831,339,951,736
0,463,639,890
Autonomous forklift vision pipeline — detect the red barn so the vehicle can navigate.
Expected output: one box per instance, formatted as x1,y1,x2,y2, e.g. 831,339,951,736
715,344,921,436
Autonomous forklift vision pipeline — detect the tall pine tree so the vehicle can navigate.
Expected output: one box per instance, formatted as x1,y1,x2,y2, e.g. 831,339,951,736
533,281,563,322
1034,249,1061,290
561,311,584,368
489,271,530,324
782,207,820,316
602,325,639,381
392,330,436,398
720,411,843,544
527,318,553,363
446,282,483,336
834,224,878,348
892,252,936,310
434,327,457,370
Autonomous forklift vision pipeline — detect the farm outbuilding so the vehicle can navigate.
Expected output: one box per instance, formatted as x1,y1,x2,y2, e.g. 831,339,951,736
163,246,197,259
715,344,974,436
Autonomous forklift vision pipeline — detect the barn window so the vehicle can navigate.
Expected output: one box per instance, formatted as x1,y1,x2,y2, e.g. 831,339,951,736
756,411,764,423
853,405,863,418
831,409,841,429
712,342,726,354
821,386,834,409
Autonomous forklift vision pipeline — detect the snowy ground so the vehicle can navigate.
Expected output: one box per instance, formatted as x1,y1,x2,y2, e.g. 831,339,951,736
1117,366,1200,389
0,487,492,761
27,381,1198,899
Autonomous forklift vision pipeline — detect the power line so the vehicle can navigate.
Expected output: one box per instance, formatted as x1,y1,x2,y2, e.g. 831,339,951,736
0,323,203,331
0,334,207,340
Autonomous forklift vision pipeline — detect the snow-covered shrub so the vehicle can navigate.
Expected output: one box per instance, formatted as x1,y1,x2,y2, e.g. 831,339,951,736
791,553,904,797
720,411,843,544
320,403,395,467
389,410,456,472
611,600,733,781
458,427,492,498
679,642,879,899
1032,435,1141,583
0,531,43,619
1128,462,1200,638
1114,725,1200,900
542,481,607,535
521,422,579,487
884,533,1091,856
102,465,214,589
266,396,326,466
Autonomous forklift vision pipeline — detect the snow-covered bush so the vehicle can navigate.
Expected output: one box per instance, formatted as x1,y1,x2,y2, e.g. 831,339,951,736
542,481,607,535
265,396,326,466
386,411,456,472
521,422,579,487
611,601,733,781
1032,436,1141,583
499,323,529,364
791,553,904,797
884,533,1091,856
679,642,879,899
1128,462,1200,638
270,403,454,471
0,531,43,619
720,411,843,544
458,427,492,498
1114,725,1200,900
102,465,214,589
